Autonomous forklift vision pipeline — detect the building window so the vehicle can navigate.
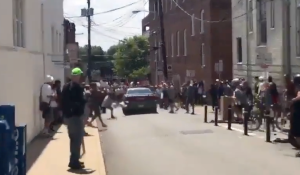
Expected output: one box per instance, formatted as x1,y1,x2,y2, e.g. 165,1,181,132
165,0,168,11
236,37,242,63
154,38,158,61
157,0,160,15
200,10,204,33
158,40,161,61
171,33,174,57
191,14,195,36
51,27,55,53
165,39,168,57
56,31,59,53
153,1,156,20
41,3,44,52
58,33,61,53
177,31,180,56
13,0,25,47
296,4,300,56
270,0,275,28
248,0,253,32
183,29,187,56
257,0,267,44
201,43,205,65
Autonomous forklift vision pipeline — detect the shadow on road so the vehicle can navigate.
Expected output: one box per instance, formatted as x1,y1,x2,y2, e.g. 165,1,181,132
26,124,62,172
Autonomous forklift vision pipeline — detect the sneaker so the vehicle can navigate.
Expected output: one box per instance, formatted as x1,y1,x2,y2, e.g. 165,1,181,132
68,163,85,169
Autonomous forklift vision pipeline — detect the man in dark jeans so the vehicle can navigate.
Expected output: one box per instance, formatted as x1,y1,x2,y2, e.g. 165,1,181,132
162,84,169,109
61,67,86,169
186,81,196,114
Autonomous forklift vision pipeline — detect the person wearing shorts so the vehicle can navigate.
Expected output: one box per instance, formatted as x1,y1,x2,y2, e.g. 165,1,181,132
41,75,56,136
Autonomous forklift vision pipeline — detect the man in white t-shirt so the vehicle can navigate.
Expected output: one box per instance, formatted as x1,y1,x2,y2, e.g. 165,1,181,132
41,75,56,135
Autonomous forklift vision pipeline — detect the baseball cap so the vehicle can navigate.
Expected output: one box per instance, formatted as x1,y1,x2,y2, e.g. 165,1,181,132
71,67,83,75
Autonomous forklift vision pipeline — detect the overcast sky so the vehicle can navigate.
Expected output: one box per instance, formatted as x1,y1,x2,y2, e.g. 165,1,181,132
63,0,149,51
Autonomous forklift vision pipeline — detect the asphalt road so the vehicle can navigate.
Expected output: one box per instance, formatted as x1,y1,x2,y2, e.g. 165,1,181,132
98,107,300,175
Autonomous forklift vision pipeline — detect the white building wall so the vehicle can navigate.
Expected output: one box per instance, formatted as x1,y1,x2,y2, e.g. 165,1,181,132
232,0,284,87
0,0,64,143
289,0,300,74
43,0,65,83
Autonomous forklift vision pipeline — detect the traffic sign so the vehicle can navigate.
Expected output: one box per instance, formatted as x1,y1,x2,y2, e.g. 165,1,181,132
256,47,272,65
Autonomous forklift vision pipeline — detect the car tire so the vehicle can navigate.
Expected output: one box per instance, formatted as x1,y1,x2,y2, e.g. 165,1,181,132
122,109,131,116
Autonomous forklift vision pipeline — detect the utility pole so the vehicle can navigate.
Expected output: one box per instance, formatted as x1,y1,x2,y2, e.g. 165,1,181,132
87,0,92,83
157,0,168,81
81,1,94,83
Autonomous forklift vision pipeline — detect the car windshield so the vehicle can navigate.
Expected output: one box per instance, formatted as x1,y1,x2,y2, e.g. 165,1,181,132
127,88,152,94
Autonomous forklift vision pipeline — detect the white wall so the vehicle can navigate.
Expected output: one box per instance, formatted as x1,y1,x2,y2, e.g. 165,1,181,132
232,0,284,86
43,0,65,83
289,0,300,74
0,0,64,143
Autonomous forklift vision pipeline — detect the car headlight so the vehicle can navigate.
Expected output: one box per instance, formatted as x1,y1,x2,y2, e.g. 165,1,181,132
124,101,129,103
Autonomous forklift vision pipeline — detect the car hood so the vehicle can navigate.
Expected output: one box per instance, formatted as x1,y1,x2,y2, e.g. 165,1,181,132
124,94,153,97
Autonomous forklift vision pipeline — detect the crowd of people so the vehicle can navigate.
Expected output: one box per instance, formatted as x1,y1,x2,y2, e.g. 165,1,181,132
39,66,300,169
150,75,300,157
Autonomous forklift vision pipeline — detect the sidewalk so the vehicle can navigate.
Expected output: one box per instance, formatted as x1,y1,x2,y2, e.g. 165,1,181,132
26,121,106,175
194,105,289,140
194,105,215,117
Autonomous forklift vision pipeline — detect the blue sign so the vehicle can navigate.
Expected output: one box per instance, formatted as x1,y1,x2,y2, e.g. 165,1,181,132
0,120,11,175
15,125,27,175
0,105,27,175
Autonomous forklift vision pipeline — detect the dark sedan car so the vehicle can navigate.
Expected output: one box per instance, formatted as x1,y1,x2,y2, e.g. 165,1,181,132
122,87,158,115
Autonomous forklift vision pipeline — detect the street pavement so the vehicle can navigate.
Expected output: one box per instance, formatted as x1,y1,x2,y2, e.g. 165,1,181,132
98,106,300,175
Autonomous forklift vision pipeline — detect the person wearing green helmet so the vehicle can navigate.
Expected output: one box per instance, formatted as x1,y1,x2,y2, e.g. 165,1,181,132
61,67,86,169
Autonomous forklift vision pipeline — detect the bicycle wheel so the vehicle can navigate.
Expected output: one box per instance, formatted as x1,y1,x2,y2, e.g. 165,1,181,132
248,112,262,131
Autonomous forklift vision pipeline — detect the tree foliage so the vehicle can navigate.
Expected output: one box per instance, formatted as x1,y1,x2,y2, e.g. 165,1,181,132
106,45,118,60
79,45,106,62
113,35,150,79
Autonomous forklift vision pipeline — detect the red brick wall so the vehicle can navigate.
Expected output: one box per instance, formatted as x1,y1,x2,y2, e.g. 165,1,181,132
142,0,232,88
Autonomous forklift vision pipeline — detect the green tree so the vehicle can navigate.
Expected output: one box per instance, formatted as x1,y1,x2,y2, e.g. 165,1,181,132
106,45,118,60
128,66,150,79
113,35,150,78
79,45,106,62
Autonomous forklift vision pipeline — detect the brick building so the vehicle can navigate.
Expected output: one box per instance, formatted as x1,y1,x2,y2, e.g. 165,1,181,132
64,19,80,73
142,0,233,88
